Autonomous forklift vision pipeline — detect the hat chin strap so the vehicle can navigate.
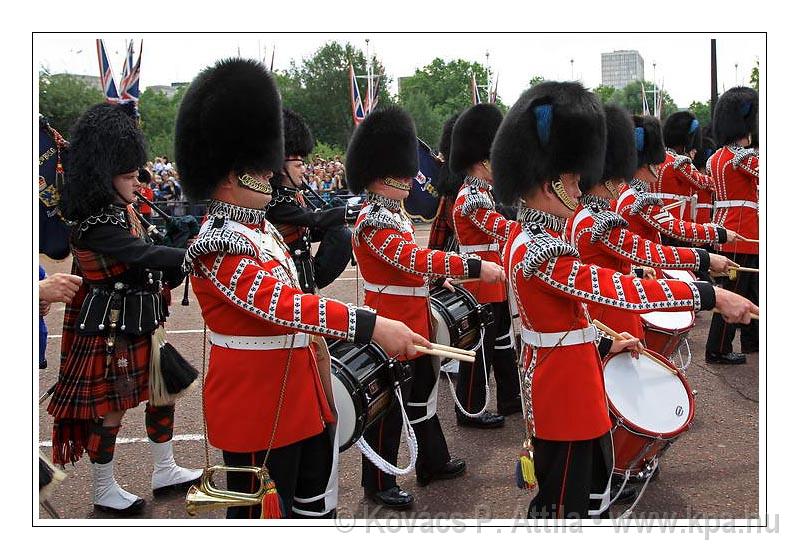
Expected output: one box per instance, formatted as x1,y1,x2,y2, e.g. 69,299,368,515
238,174,272,195
383,178,411,192
551,178,578,211
604,180,621,199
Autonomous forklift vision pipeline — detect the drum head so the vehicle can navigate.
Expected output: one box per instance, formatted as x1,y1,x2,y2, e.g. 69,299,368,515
663,269,697,283
331,373,357,448
430,307,452,348
641,310,694,330
604,352,692,436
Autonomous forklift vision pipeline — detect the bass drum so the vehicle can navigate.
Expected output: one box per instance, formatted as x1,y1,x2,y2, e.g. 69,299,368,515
329,340,411,452
429,285,491,362
603,350,695,477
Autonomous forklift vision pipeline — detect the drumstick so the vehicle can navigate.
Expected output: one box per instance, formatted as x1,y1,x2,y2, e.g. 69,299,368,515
413,345,475,363
450,278,480,285
735,236,758,243
712,308,759,321
734,266,759,273
591,319,677,375
429,342,476,357
660,199,686,211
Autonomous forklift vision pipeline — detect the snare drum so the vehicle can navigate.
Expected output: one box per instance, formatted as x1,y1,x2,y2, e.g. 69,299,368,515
429,285,490,358
641,269,697,357
329,340,411,452
603,350,695,476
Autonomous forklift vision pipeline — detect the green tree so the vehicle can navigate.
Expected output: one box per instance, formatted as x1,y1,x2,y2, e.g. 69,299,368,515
279,42,390,152
609,81,678,118
529,75,546,88
688,100,711,128
593,84,616,104
750,59,759,91
138,85,186,160
39,71,105,138
400,91,443,148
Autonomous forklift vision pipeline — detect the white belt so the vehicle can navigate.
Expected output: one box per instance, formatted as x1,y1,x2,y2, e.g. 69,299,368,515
363,282,429,297
520,325,597,348
714,200,758,210
655,193,689,201
696,203,713,208
460,242,500,253
208,331,311,350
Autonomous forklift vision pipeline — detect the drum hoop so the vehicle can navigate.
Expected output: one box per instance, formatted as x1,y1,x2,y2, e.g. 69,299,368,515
641,313,696,332
603,351,696,438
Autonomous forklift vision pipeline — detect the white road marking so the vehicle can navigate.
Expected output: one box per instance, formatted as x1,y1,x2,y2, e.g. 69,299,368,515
39,433,207,447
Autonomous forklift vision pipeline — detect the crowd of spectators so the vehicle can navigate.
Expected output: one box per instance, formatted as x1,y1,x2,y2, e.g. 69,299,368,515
303,156,349,201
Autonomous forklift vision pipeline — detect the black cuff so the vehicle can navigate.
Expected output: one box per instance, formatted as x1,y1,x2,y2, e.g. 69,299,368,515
354,308,377,344
597,336,613,359
695,249,710,273
693,281,717,311
466,256,482,278
633,268,644,279
716,226,728,244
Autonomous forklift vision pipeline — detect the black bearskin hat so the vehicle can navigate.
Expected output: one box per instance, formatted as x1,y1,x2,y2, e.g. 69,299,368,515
59,103,147,222
282,108,315,158
345,106,419,194
632,115,666,168
435,112,463,197
491,81,606,205
580,104,636,192
449,103,503,174
694,134,717,171
663,110,702,153
175,58,283,201
713,86,758,146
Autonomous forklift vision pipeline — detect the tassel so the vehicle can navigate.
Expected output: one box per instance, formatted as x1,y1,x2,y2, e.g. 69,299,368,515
39,451,66,503
148,326,175,406
514,444,538,493
260,478,284,519
160,342,199,395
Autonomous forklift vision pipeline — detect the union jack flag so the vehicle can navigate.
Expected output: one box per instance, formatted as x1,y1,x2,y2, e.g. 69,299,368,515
350,63,366,126
96,39,120,102
119,40,143,102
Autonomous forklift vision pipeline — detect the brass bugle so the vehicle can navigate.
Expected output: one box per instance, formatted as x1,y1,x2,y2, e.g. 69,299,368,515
186,465,270,516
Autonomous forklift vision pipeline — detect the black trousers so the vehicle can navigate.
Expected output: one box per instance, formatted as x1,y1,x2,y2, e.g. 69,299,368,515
361,355,450,492
223,430,335,519
456,302,521,414
706,252,759,355
527,433,613,519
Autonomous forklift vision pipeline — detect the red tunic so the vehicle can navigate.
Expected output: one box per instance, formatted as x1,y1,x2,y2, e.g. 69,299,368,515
653,150,716,222
452,177,513,304
710,145,759,255
565,197,707,341
186,201,374,452
352,194,480,360
504,208,711,441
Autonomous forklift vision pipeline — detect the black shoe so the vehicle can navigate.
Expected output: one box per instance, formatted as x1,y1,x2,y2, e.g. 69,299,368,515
611,484,638,505
498,401,522,416
93,498,145,516
152,474,203,497
364,486,414,510
705,351,746,365
456,411,505,429
416,458,467,487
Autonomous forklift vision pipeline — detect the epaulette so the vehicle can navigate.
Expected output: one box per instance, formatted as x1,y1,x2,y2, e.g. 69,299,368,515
76,205,128,235
730,146,759,169
671,154,693,168
521,223,580,278
460,184,495,216
352,203,410,244
586,204,629,242
630,190,663,215
268,186,302,208
183,215,258,273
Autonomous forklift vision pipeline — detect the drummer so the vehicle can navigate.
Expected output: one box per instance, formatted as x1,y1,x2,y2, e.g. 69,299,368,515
347,106,506,509
565,104,738,344
491,80,758,518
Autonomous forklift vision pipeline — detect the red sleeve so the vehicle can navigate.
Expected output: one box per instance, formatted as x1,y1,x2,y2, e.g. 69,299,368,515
588,226,703,270
640,205,722,244
196,252,371,342
521,251,711,313
358,226,479,278
676,161,716,192
467,207,514,242
735,154,759,179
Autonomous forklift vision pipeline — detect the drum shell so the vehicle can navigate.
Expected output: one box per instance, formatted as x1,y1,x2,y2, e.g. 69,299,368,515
603,350,695,476
641,312,695,357
429,285,489,355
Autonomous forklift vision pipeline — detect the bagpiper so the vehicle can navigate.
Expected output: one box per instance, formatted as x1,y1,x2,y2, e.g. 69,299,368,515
266,108,358,294
705,86,760,365
47,102,201,515
449,103,521,428
347,106,506,509
177,59,426,518
491,80,758,518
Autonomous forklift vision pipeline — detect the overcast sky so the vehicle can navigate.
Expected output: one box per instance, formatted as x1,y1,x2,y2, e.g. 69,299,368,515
35,32,763,110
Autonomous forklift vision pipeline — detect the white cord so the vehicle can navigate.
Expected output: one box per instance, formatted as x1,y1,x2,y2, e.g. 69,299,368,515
442,326,490,418
618,457,659,519
355,384,418,476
